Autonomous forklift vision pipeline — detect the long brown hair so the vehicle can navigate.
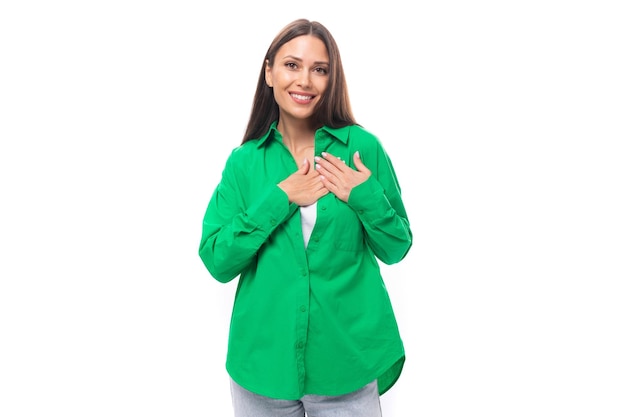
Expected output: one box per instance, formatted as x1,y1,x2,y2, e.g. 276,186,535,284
241,19,356,144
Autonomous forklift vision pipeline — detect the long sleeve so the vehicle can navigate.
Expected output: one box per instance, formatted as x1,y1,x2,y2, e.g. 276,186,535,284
198,150,297,283
347,135,412,265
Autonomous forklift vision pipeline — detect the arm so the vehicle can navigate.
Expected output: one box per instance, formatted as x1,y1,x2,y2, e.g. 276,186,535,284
315,147,412,265
348,151,412,265
198,152,297,283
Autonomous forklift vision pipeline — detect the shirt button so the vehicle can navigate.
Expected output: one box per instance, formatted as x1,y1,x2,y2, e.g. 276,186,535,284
300,305,306,312
270,219,277,225
296,341,304,349
321,206,327,211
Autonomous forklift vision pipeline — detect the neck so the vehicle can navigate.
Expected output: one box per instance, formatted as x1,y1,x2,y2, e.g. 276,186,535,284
277,117,317,152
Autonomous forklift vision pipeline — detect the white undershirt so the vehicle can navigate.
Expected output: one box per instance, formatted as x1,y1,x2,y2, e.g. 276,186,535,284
300,202,317,248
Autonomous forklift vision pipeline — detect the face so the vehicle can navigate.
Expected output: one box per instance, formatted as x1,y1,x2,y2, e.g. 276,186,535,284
265,35,330,123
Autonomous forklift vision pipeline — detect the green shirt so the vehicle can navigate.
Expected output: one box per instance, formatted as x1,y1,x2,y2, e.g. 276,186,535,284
199,122,412,400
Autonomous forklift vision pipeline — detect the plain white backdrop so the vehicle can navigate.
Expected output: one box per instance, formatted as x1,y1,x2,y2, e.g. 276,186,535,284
1,1,625,416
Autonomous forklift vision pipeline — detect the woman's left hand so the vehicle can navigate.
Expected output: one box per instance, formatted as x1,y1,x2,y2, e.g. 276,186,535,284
314,151,371,202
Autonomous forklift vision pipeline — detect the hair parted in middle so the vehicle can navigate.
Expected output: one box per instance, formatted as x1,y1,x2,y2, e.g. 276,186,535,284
241,19,357,144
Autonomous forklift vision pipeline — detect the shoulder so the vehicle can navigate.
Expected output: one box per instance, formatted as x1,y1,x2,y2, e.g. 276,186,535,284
345,125,385,153
220,141,261,178
348,124,375,138
227,140,260,162
325,124,382,146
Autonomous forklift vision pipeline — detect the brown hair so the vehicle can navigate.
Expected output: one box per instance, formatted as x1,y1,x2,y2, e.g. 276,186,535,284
241,19,356,144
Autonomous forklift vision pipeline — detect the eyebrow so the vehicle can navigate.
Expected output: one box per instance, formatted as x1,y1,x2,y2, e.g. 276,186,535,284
281,55,329,66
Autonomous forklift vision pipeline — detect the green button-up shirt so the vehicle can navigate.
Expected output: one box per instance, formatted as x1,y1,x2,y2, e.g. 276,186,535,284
199,122,412,400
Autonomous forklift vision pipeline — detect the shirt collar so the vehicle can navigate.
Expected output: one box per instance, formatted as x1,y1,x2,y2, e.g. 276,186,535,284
256,121,350,148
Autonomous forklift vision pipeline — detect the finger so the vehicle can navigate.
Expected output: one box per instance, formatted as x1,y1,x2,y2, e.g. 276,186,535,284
305,166,321,178
352,151,369,173
318,174,334,191
299,158,311,174
315,163,335,183
320,152,346,167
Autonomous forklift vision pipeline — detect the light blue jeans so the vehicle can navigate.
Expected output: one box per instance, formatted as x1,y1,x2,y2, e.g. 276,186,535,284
230,378,383,417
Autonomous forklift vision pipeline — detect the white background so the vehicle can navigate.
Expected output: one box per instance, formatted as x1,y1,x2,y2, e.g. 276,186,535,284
1,1,625,416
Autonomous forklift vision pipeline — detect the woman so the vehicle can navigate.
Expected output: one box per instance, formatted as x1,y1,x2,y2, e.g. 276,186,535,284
199,18,412,417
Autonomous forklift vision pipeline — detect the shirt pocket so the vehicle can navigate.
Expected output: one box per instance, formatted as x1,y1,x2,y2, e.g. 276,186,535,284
329,196,364,252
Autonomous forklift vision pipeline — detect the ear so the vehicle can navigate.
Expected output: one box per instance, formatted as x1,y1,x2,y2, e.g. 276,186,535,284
264,59,273,88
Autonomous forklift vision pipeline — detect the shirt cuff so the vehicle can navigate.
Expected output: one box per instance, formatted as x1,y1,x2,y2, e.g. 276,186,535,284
246,185,295,232
348,176,388,222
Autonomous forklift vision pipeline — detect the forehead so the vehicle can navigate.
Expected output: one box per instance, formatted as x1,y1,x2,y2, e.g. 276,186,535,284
276,35,329,61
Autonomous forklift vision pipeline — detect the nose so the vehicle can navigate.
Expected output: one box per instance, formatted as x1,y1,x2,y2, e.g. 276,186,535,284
297,71,311,88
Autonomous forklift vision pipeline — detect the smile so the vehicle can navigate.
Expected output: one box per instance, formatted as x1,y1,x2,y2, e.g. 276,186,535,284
290,93,314,102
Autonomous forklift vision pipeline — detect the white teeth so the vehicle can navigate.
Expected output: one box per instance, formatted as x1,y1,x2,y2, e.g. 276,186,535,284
291,93,313,101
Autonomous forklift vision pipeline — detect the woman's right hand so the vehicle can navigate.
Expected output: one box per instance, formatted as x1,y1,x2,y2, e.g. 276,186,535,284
278,158,329,206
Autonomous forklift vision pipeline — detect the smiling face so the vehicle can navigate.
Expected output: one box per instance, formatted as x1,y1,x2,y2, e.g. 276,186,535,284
265,35,330,124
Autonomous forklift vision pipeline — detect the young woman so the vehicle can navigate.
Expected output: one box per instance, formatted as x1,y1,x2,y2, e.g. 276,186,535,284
199,18,412,417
